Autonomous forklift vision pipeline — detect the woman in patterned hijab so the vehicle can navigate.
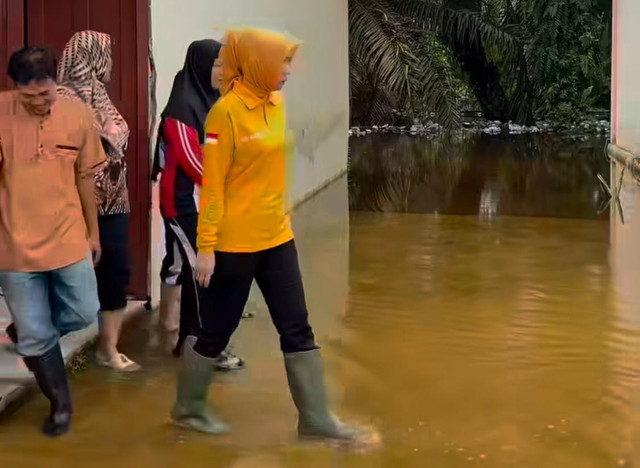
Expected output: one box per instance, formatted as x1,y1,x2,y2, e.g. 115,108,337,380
58,30,139,372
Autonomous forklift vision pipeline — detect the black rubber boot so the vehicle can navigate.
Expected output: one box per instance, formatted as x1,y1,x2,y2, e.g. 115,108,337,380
23,344,72,437
6,322,17,344
284,349,360,441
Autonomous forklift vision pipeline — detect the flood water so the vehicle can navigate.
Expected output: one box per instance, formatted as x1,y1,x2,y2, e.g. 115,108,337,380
349,134,610,219
2,134,640,467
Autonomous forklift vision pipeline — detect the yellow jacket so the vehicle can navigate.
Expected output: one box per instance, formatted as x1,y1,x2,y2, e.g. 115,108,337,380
197,80,293,253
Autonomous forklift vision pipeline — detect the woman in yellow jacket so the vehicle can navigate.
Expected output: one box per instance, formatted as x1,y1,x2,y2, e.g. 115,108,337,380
171,28,360,441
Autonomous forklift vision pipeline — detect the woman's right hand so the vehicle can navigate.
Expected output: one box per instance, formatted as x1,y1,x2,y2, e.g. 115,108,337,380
195,251,216,288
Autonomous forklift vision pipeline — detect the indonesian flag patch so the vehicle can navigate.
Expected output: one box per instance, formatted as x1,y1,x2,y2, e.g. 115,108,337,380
205,133,219,145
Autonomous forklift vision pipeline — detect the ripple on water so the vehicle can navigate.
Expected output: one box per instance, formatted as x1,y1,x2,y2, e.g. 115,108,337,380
342,211,636,466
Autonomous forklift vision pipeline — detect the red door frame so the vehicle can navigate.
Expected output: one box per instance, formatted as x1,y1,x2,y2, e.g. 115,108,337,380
0,0,24,92
0,0,151,301
130,0,151,301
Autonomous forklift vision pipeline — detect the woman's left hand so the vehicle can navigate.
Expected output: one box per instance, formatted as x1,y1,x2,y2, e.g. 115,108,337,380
195,251,216,288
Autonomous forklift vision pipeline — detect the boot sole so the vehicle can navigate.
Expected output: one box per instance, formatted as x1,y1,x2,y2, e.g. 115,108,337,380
43,424,71,437
298,431,359,443
171,418,230,435
43,418,72,437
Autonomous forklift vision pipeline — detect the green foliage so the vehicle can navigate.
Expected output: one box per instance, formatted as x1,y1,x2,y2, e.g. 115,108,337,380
508,0,611,120
349,0,462,127
349,0,612,126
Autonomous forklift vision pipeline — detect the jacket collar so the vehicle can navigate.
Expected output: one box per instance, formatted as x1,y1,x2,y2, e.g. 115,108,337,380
232,80,282,110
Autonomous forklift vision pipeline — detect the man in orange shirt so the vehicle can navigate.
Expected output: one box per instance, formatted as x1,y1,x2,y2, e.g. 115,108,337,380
0,47,105,437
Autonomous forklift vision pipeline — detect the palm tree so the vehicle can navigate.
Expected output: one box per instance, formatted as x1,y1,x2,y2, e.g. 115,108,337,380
349,0,611,127
349,0,520,127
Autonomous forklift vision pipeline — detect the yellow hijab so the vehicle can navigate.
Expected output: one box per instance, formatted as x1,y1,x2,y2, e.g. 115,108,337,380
220,28,299,99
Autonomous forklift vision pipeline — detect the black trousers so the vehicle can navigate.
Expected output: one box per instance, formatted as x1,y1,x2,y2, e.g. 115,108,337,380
95,214,131,311
163,214,200,352
193,240,317,359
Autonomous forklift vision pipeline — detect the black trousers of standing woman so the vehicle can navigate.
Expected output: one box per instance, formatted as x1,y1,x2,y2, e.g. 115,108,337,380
162,214,200,354
193,240,317,359
95,214,131,312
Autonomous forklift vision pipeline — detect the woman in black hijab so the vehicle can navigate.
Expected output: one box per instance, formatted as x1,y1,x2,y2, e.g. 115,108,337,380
154,40,243,369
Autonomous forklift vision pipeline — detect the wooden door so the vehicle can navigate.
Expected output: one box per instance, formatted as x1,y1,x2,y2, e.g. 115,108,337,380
26,0,150,299
0,0,24,91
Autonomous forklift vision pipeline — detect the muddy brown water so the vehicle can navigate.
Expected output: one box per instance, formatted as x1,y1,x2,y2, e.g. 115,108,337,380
1,134,639,467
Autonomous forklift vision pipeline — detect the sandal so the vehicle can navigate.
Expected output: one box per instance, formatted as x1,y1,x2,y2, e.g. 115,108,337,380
214,350,245,371
96,352,141,372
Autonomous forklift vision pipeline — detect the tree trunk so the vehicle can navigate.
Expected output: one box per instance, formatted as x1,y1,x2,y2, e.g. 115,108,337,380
449,39,511,122
444,0,512,122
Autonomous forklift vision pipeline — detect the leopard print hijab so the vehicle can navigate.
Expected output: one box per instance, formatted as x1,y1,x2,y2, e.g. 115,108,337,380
57,30,129,159
57,30,130,215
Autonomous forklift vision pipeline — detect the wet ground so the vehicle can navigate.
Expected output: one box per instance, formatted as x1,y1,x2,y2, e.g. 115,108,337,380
1,134,639,467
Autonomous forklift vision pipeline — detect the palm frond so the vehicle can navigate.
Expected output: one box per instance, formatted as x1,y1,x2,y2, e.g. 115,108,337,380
349,0,463,126
414,39,460,128
395,0,522,56
349,50,397,124
349,0,417,102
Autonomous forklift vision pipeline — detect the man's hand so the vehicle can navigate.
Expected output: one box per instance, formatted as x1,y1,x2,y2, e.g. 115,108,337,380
76,174,100,264
195,251,215,288
89,234,102,265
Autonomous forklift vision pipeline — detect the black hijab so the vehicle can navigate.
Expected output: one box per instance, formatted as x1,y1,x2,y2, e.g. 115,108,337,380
153,39,221,180
162,39,221,138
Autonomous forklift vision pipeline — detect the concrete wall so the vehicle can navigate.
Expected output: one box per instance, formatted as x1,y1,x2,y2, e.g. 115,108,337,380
150,0,349,202
610,0,640,297
148,0,350,302
609,3,640,460
612,0,640,153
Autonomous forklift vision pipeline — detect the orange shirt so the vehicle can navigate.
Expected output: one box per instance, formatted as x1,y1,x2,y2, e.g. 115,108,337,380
0,91,106,272
197,81,294,253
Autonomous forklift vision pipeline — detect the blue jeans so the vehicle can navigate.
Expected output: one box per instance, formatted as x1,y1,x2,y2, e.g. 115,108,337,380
0,255,99,357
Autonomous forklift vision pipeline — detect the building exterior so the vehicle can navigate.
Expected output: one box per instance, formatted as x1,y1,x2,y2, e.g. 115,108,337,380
0,0,350,304
608,2,640,460
611,0,640,153
609,0,640,296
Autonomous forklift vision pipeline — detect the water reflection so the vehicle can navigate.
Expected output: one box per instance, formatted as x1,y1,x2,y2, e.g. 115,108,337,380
349,134,610,219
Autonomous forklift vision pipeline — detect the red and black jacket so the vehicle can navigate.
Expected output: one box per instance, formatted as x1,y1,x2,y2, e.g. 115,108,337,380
155,117,203,219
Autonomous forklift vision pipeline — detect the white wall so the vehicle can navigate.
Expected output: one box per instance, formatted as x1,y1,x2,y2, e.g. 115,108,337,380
150,0,349,202
611,0,640,286
612,0,640,153
149,0,350,302
610,4,640,460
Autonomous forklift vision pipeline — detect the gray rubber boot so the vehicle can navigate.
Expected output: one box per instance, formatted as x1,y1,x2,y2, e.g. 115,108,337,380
171,336,230,435
284,349,359,440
